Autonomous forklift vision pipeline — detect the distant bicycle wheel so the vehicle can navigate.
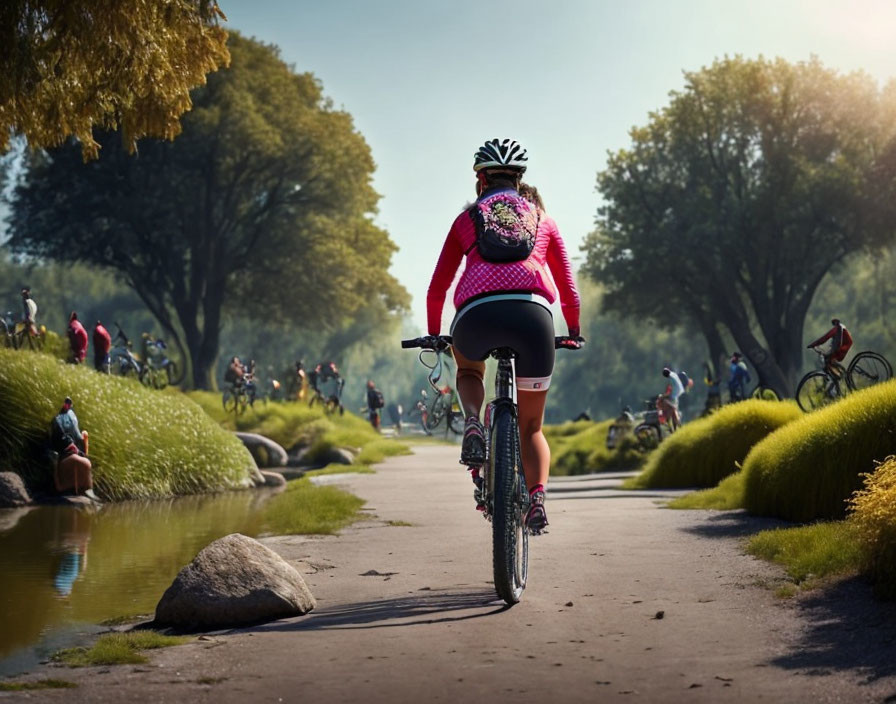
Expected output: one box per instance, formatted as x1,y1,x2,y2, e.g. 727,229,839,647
847,351,892,392
448,411,465,435
750,385,781,401
796,371,841,412
634,423,660,450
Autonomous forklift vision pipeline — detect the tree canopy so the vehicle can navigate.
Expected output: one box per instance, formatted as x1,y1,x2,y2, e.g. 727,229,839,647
0,0,229,159
584,56,896,395
8,33,408,388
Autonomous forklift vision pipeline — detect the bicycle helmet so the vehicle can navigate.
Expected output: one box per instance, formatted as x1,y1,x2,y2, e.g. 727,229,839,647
473,138,528,172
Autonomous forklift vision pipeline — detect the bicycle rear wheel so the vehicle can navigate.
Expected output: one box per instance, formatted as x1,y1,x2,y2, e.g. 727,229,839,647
847,351,892,392
490,405,528,605
796,371,839,412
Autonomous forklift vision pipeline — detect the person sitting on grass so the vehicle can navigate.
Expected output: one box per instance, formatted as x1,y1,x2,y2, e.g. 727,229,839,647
49,397,97,500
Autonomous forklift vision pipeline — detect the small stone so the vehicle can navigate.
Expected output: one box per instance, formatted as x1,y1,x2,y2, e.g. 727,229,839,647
565,601,574,607
0,472,31,507
654,611,665,620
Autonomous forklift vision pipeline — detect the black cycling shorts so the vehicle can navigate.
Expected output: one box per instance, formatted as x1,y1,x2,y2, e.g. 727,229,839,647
450,294,555,391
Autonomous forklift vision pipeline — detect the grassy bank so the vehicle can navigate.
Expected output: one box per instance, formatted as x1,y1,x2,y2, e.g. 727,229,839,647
627,400,800,489
53,631,190,667
187,392,410,467
545,419,647,476
0,349,256,500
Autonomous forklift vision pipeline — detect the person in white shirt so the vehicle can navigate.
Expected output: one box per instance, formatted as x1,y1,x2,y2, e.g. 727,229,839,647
661,367,684,431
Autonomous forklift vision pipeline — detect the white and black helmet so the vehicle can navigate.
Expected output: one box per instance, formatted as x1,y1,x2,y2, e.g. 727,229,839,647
473,138,528,172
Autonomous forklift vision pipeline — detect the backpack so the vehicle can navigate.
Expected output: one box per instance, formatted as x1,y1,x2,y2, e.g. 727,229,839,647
371,389,385,409
467,191,540,263
677,370,691,392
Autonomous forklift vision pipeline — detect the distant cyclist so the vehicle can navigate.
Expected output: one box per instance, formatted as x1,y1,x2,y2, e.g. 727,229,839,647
728,352,751,401
366,380,385,430
807,318,853,377
21,287,37,323
660,367,683,431
426,138,581,533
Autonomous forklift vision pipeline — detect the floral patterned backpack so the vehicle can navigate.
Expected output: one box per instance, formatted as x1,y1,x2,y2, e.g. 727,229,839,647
466,191,540,263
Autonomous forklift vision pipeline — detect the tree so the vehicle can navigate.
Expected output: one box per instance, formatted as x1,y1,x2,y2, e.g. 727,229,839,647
0,0,229,159
8,34,408,388
584,56,895,395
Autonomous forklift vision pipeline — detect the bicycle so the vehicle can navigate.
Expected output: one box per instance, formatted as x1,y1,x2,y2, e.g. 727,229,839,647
633,396,673,450
108,324,142,378
1,312,14,348
309,375,345,415
413,347,464,436
796,348,892,412
222,380,251,415
402,333,581,605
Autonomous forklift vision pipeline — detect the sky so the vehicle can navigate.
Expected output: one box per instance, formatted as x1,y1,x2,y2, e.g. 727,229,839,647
219,0,896,330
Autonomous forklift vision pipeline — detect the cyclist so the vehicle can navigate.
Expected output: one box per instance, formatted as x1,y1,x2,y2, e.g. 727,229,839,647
67,312,88,364
366,380,385,430
807,318,853,378
93,321,111,372
660,367,683,431
728,352,751,401
426,138,581,533
224,356,245,388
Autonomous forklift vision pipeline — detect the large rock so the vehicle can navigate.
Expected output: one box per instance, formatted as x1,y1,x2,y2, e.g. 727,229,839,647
0,472,31,508
315,446,355,466
154,533,315,628
235,432,289,468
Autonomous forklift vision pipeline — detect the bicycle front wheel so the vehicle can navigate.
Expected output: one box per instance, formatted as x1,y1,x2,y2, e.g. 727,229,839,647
847,351,892,392
796,371,838,412
490,405,528,605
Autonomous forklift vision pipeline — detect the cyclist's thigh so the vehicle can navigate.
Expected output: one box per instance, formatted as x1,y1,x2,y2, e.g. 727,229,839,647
452,346,486,378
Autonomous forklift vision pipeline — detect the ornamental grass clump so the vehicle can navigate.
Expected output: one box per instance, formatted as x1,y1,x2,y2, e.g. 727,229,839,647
545,419,647,476
743,379,896,522
0,348,256,500
628,400,800,489
849,456,896,598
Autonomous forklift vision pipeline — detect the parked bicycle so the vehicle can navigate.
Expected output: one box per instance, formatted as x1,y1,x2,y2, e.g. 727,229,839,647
139,333,179,389
108,324,142,378
633,396,673,450
0,312,15,348
222,380,252,415
402,334,581,605
796,349,892,412
412,347,463,436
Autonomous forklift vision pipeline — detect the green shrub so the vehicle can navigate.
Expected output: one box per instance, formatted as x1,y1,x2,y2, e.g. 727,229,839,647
849,455,896,597
545,419,647,476
0,349,256,500
743,379,896,522
261,477,365,535
666,471,747,510
628,400,800,489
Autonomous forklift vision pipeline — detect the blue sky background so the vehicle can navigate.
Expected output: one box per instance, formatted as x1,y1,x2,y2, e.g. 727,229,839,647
219,1,896,329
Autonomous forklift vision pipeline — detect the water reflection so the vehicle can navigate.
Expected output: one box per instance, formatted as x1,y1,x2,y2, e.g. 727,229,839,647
0,488,278,667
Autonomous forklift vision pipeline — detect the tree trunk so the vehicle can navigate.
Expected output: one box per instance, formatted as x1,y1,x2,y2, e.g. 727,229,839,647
725,318,792,397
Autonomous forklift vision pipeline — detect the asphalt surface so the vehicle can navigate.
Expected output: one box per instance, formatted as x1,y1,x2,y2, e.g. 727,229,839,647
11,444,896,703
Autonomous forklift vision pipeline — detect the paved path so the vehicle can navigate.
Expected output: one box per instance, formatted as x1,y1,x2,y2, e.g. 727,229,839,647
20,445,896,703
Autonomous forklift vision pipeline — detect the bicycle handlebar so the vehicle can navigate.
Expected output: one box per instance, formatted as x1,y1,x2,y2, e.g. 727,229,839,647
401,335,453,350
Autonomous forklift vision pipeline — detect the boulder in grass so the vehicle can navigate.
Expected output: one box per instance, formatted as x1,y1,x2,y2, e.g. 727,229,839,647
235,432,289,469
0,472,31,507
154,533,315,629
260,470,287,488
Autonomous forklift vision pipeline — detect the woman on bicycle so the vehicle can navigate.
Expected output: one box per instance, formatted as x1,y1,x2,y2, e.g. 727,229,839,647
426,138,581,533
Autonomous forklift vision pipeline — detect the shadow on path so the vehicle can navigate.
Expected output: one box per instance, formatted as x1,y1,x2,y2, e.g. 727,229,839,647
246,588,508,634
770,577,896,686
678,509,788,538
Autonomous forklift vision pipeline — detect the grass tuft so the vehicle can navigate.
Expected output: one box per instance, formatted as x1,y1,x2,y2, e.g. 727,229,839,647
666,472,747,510
743,379,896,522
745,521,860,589
261,478,365,535
0,349,256,500
0,679,77,691
627,400,801,490
53,631,190,667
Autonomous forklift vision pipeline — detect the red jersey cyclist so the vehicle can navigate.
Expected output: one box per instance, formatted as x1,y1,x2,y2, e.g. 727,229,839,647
807,318,853,377
426,138,582,534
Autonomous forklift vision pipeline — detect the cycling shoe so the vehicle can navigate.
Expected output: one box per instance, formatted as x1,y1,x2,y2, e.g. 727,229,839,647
460,417,486,466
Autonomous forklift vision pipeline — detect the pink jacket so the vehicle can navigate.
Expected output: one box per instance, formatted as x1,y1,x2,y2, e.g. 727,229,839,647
426,200,580,335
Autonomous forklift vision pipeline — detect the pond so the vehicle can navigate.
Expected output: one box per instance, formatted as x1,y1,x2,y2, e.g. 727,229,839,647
0,489,279,676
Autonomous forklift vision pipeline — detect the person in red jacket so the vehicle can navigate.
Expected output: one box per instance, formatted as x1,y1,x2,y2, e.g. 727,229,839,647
807,318,853,377
67,312,88,364
92,321,111,372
